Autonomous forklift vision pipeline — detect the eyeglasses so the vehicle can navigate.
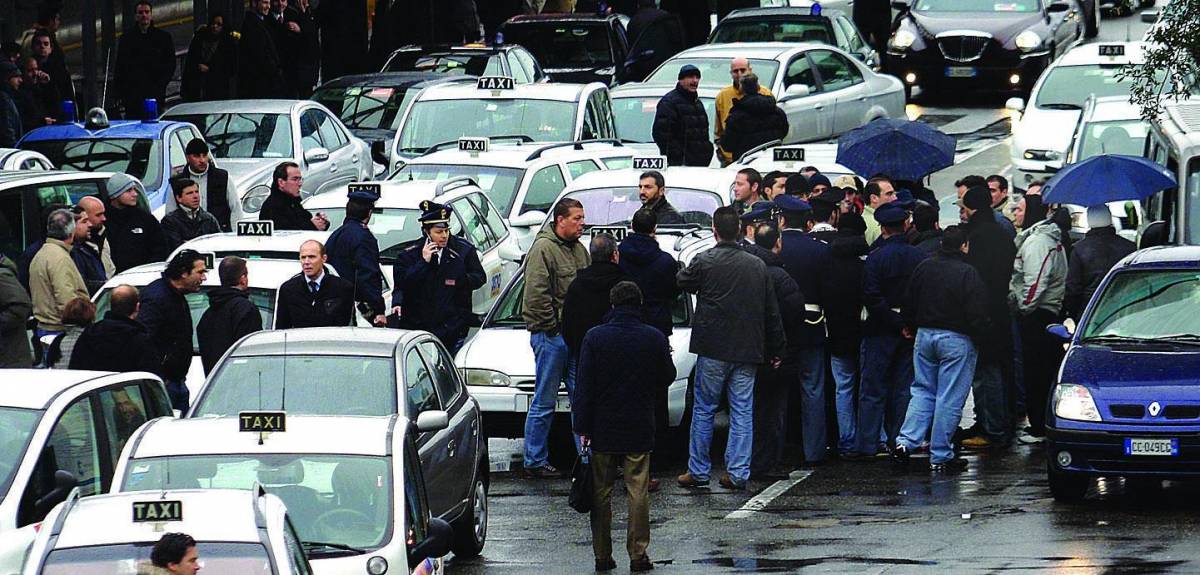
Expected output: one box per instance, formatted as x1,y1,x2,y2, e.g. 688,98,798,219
287,176,303,182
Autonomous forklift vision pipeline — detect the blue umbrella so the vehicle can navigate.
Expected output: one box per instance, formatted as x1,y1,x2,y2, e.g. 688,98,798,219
1042,154,1176,206
835,118,956,181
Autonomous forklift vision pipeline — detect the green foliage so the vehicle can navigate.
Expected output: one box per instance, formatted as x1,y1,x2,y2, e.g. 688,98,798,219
1122,0,1200,122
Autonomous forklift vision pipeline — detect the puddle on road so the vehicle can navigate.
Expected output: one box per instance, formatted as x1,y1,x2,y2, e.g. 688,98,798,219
691,556,937,571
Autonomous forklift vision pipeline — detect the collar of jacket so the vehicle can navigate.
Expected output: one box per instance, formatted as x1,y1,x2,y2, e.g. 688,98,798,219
606,305,644,324
45,237,72,252
673,84,699,101
102,310,145,327
1085,226,1117,238
935,249,968,261
645,195,668,212
967,209,995,227
877,233,909,247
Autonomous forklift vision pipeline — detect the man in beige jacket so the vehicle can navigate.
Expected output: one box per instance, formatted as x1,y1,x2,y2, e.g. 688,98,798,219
29,208,88,337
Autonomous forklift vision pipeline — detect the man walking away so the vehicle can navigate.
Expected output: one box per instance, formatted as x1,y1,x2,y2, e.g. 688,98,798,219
29,208,87,340
69,284,159,373
1064,205,1135,320
139,250,208,411
677,206,786,490
576,281,673,573
893,226,989,474
326,186,386,327
115,1,176,119
197,256,262,374
162,178,222,252
276,240,356,329
638,171,683,226
722,74,787,161
0,253,32,367
522,198,590,478
619,208,679,338
182,139,235,231
653,65,712,167
104,174,167,273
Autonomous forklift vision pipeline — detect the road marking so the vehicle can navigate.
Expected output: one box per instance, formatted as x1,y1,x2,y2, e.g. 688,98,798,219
725,470,813,520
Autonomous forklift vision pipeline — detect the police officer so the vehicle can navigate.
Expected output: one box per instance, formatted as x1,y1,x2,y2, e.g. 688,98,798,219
739,201,775,247
391,201,486,352
774,194,832,465
326,185,386,326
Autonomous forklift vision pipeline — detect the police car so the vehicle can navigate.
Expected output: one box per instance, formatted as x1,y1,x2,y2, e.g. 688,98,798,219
17,107,205,216
21,488,315,575
391,138,635,250
0,370,173,573
389,78,618,163
0,148,53,171
1007,42,1146,191
113,415,455,573
1058,95,1146,241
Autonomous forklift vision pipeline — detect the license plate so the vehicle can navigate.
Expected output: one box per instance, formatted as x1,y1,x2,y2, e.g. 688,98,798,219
945,66,977,78
516,394,571,412
1124,438,1179,456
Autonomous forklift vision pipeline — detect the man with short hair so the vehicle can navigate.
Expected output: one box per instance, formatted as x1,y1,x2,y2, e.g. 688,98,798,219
522,198,590,478
619,208,678,338
29,208,87,338
68,207,105,294
140,250,208,410
104,173,167,273
183,138,235,230
715,57,772,164
722,73,787,161
1064,204,1135,320
28,4,74,103
862,176,896,245
260,162,329,231
327,185,386,326
785,173,811,200
197,256,262,373
762,171,789,200
70,284,159,372
986,174,1017,238
732,167,763,214
653,64,712,167
563,233,628,360
17,56,58,129
276,239,355,329
77,196,115,277
151,532,201,575
161,178,222,252
911,201,943,255
115,0,176,119
638,170,683,226
238,0,287,98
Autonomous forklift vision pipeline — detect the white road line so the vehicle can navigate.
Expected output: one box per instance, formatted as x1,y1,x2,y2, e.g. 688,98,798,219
724,470,813,520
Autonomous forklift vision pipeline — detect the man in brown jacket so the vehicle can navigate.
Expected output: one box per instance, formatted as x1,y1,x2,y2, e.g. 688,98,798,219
29,208,88,338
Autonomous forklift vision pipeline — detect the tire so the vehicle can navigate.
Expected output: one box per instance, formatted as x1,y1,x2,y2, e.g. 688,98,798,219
1047,462,1089,502
451,467,489,558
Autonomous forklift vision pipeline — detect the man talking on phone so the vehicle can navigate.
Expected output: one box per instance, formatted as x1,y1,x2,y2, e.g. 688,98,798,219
390,201,486,352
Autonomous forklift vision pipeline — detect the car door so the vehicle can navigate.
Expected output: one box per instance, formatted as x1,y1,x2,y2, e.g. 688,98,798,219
313,108,361,186
468,190,518,294
15,394,103,527
809,49,871,135
778,52,835,142
447,195,499,316
297,109,333,198
417,338,478,511
402,345,455,517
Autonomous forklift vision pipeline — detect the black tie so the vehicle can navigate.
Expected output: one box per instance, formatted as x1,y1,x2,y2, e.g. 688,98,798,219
309,280,318,294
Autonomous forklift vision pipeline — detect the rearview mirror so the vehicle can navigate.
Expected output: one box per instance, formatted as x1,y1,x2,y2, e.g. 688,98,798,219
890,0,910,10
1005,97,1025,113
416,410,449,433
510,210,547,228
408,517,454,567
1046,324,1072,341
34,470,77,516
1141,9,1160,23
303,147,330,164
498,238,524,262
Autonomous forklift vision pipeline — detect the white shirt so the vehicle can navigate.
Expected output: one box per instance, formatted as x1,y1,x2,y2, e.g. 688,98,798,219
188,166,209,210
304,270,325,293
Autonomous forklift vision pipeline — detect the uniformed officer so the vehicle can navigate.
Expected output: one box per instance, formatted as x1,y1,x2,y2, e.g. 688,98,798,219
739,201,775,246
774,194,833,465
391,201,486,352
326,185,386,326
852,203,929,458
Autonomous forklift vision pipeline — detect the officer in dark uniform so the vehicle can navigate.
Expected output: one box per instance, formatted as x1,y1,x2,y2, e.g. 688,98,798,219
391,201,487,352
276,239,356,329
739,201,775,247
326,185,386,327
774,194,833,465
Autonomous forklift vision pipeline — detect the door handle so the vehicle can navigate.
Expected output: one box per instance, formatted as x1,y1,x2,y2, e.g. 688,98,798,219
329,164,338,173
447,439,457,456
352,154,360,163
813,104,824,110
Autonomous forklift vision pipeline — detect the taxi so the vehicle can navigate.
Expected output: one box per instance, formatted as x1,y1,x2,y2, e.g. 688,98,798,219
389,78,618,162
1007,41,1146,191
1058,95,1146,241
609,83,719,165
113,414,454,573
1045,246,1200,501
381,43,547,84
732,141,856,179
21,488,315,575
390,138,634,250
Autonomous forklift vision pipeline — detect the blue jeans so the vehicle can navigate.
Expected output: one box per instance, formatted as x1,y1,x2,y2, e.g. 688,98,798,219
524,331,572,469
689,356,755,483
795,347,828,463
829,353,858,455
898,329,978,464
855,333,914,455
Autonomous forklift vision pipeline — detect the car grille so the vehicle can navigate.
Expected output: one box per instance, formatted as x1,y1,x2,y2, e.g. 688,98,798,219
1164,406,1200,420
937,35,989,62
1106,404,1200,420
1110,405,1145,419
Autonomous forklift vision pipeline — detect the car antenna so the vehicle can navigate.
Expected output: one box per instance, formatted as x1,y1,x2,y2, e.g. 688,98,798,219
280,331,288,415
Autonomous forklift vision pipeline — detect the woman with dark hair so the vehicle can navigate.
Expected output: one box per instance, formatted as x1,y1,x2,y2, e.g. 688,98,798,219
45,296,95,368
181,13,237,101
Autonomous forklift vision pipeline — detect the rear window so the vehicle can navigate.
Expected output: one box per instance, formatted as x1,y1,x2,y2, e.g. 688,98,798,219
502,23,614,69
192,354,397,417
711,18,833,44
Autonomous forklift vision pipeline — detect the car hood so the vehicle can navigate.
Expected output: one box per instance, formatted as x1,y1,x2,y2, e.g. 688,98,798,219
347,127,396,146
908,10,1043,42
220,159,280,194
1062,345,1200,395
458,327,536,378
1013,107,1082,154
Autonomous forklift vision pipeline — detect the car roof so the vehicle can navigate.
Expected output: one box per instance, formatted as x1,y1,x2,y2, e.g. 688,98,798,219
391,42,514,55
99,259,303,292
723,5,845,19
1055,41,1146,67
226,326,417,358
53,489,266,548
504,13,618,24
304,178,484,209
132,415,399,458
610,83,723,100
0,370,135,410
567,167,734,196
171,230,330,259
163,100,308,116
20,120,185,143
0,170,111,188
405,140,630,167
671,42,811,60
316,72,470,90
1084,96,1142,123
415,81,594,102
1118,246,1200,269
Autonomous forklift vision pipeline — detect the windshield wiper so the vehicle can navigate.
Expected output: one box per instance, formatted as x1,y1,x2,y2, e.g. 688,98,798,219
1039,103,1082,110
302,541,366,556
1082,334,1152,345
1146,334,1200,347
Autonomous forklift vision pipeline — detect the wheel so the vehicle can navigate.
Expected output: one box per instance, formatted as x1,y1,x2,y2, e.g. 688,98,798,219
1047,462,1089,502
451,467,489,558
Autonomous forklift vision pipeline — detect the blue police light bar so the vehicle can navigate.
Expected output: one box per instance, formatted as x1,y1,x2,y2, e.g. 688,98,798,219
143,99,158,122
61,100,76,123
494,31,504,45
811,2,822,16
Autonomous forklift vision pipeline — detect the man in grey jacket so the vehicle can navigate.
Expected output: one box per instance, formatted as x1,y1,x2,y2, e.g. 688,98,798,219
676,206,786,490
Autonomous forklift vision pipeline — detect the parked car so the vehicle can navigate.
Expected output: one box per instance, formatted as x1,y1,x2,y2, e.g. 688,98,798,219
709,4,880,70
0,170,123,261
500,12,670,85
381,43,548,84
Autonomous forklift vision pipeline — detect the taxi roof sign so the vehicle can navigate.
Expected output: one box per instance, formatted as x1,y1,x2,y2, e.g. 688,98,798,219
632,156,666,171
239,411,286,433
477,76,515,92
236,220,274,237
132,500,183,523
459,137,490,154
1098,44,1124,57
590,225,627,241
200,252,216,271
773,147,805,163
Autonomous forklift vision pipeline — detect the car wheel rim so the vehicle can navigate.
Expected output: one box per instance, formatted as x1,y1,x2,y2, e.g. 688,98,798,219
473,479,488,543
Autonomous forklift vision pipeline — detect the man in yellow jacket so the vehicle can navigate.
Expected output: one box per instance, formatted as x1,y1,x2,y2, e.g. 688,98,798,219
716,57,773,165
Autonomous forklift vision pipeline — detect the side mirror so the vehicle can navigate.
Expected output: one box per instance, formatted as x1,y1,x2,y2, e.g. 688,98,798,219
1005,97,1025,113
415,410,449,433
498,238,524,262
1141,10,1160,23
370,140,390,166
890,0,910,10
34,470,77,516
782,84,811,101
303,147,330,165
408,517,454,568
1046,1,1070,12
1046,324,1072,341
510,210,547,229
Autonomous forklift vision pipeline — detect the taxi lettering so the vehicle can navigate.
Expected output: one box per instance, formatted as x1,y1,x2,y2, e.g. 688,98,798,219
236,220,275,237
459,138,489,153
632,157,666,171
132,500,183,522
773,147,805,163
477,76,515,91
239,411,287,432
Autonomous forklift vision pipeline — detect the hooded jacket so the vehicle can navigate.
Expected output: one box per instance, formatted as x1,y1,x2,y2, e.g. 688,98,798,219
0,255,32,367
561,261,628,355
1010,217,1067,316
722,91,788,161
521,225,590,334
197,287,263,373
1064,226,1135,319
69,312,160,373
618,232,679,337
653,84,713,167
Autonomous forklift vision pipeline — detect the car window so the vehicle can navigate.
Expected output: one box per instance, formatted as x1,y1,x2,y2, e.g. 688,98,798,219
514,48,541,81
712,19,831,44
192,355,396,417
784,54,819,92
502,22,615,69
581,95,601,141
97,384,148,465
418,340,461,406
299,110,324,152
0,180,105,260
168,130,188,178
468,192,509,243
602,156,632,169
836,17,865,53
810,50,862,91
404,348,440,420
313,85,418,131
170,113,294,159
21,139,165,191
20,397,101,525
450,197,494,251
566,159,601,179
520,165,566,215
509,53,531,84
316,109,349,150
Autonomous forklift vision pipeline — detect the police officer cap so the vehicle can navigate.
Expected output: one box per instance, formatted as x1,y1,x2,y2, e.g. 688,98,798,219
419,200,452,227
347,185,381,203
740,201,776,224
893,188,916,210
774,194,812,213
874,202,909,225
809,187,845,207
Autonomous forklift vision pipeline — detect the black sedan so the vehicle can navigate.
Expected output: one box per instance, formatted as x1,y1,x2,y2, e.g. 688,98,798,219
885,0,1084,97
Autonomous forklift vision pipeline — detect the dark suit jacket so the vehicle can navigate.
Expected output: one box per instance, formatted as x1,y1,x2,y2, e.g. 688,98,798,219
275,269,356,329
205,167,233,231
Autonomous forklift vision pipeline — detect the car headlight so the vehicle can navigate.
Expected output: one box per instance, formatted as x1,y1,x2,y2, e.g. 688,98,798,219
1022,149,1061,161
367,556,388,575
463,368,512,387
1015,30,1042,51
891,30,917,50
240,184,271,213
1054,383,1101,422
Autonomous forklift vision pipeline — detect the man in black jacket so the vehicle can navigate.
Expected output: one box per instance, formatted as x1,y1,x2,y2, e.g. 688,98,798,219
653,65,712,167
139,250,208,411
1064,205,1135,320
637,171,683,226
69,285,160,373
276,240,355,328
238,0,287,98
183,139,235,231
259,162,329,231
162,178,222,252
562,233,628,359
722,74,787,161
197,256,263,373
114,1,176,119
104,174,167,273
619,208,679,338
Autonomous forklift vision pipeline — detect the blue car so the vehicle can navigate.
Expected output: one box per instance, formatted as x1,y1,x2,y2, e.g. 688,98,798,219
1046,245,1200,501
18,109,206,216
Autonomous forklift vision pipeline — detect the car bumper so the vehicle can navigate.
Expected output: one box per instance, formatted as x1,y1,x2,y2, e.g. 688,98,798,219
1047,425,1200,477
886,50,1050,90
469,377,689,433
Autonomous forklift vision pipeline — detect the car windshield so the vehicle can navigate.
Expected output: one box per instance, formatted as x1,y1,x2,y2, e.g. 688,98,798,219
41,542,273,575
94,287,276,353
321,207,423,257
382,52,503,76
503,23,613,68
560,186,721,227
122,455,392,552
613,95,716,144
914,0,1039,11
171,113,294,159
1077,119,1148,161
711,19,832,44
1082,270,1200,341
22,139,163,190
313,85,418,131
488,272,689,328
1035,66,1132,109
391,164,526,215
646,58,780,88
0,407,41,499
192,355,396,416
396,99,577,155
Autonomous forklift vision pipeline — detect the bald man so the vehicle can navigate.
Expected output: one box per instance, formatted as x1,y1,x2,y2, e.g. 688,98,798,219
715,57,773,164
69,284,160,372
78,196,115,276
275,240,355,328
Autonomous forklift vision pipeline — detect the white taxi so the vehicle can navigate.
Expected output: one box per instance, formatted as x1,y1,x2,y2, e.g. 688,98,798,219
168,229,330,262
1007,41,1147,191
732,141,856,179
1059,94,1147,241
112,415,452,575
21,488,314,575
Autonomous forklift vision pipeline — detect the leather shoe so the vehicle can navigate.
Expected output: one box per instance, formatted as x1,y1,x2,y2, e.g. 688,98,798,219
631,557,654,572
676,472,709,488
595,557,616,571
647,478,661,492
719,475,746,490
524,464,559,479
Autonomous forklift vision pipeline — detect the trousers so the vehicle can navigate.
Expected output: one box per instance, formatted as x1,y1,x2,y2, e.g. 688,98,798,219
591,452,650,563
